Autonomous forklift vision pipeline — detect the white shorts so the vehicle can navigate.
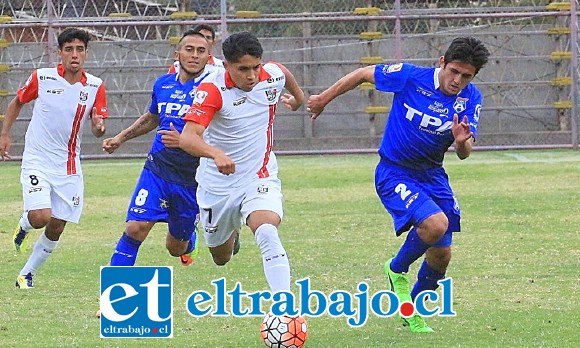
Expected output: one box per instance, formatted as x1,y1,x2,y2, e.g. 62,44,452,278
197,176,284,247
20,168,84,223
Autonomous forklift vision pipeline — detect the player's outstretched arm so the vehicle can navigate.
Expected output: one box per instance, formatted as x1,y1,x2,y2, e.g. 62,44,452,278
307,65,376,120
180,121,235,175
102,112,159,154
279,64,304,111
452,114,473,160
0,96,25,161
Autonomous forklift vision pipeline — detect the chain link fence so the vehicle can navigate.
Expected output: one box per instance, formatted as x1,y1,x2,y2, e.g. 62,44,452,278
1,0,578,156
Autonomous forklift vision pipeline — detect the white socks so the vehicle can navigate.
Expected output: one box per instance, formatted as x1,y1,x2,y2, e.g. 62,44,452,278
19,212,33,231
20,232,59,276
255,224,291,293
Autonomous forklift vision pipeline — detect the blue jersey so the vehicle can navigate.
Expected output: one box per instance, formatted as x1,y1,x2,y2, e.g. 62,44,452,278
374,63,483,170
144,71,213,186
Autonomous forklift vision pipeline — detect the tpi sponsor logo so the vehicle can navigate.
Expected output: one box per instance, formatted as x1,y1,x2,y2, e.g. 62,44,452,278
100,266,173,338
186,277,455,327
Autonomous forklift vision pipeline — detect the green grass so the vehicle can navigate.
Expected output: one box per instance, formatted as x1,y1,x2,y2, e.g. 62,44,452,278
0,150,579,347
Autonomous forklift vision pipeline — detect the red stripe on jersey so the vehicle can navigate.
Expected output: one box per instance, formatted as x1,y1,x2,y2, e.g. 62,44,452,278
257,104,276,178
67,104,86,175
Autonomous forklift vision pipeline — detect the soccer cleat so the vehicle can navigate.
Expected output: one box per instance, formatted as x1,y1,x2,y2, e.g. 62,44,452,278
15,273,34,289
402,314,434,333
179,254,193,266
232,229,240,256
179,231,198,266
13,224,30,253
384,257,412,303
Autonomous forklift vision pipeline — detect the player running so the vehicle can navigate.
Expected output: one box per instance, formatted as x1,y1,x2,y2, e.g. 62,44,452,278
307,37,490,332
179,31,304,294
102,30,219,267
1,28,108,288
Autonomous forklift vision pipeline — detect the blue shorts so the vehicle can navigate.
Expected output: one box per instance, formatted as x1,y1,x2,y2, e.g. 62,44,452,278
126,168,199,241
375,160,461,246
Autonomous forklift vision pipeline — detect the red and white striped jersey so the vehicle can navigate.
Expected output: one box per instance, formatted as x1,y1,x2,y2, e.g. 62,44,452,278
184,62,286,194
17,64,108,175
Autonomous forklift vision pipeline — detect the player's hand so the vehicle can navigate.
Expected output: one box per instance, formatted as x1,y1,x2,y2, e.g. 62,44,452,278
159,122,180,148
91,107,105,136
452,114,473,144
280,93,302,111
0,133,11,161
102,136,121,154
214,152,235,175
306,94,325,120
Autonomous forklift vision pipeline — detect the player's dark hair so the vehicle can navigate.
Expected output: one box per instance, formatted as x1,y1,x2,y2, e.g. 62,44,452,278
443,37,490,75
57,28,90,49
191,24,216,40
222,31,263,63
178,29,207,45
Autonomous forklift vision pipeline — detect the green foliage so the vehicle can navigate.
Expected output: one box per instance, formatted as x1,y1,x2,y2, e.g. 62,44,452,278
0,150,578,347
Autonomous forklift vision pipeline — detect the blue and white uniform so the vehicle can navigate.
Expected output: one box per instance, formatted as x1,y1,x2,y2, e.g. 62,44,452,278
373,63,483,246
126,68,215,240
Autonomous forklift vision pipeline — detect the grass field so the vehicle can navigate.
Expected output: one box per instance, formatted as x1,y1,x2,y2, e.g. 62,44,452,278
0,150,578,347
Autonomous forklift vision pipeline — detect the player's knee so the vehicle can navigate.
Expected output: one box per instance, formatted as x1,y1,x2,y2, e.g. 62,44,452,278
167,247,182,257
28,210,51,228
124,221,151,241
420,214,448,244
212,254,231,266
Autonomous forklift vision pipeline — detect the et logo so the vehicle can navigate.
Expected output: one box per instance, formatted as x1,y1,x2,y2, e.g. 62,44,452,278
100,266,173,338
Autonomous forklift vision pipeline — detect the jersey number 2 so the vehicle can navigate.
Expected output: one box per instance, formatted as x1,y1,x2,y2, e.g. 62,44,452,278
395,183,412,200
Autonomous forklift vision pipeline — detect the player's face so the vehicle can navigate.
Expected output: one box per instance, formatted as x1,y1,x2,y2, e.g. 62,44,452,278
225,55,261,92
58,39,87,74
198,29,215,47
176,35,210,77
438,57,476,96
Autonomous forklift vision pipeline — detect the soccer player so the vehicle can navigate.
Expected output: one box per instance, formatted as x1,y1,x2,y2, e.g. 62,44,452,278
101,30,218,267
168,24,224,74
0,28,108,288
307,37,490,332
179,31,304,294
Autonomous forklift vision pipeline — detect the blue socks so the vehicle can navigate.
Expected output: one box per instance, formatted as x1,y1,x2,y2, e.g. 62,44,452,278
110,232,142,266
390,228,431,273
184,231,197,255
411,259,446,300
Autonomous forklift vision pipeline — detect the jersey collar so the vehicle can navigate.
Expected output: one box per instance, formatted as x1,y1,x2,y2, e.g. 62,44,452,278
57,64,88,86
224,64,271,89
433,67,441,90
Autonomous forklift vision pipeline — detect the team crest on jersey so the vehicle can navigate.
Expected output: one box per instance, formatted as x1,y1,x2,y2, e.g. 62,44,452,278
193,90,208,105
79,91,88,102
265,88,278,102
453,97,468,113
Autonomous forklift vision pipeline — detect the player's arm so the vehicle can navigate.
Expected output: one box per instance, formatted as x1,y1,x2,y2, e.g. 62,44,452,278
452,114,473,160
0,96,25,160
307,65,376,119
180,121,235,175
278,64,304,111
102,112,159,154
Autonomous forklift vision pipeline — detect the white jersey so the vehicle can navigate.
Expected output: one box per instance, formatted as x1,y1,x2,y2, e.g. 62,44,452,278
17,65,108,175
184,62,286,194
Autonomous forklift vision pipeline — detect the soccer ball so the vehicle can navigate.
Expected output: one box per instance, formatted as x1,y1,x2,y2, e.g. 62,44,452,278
260,313,308,348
